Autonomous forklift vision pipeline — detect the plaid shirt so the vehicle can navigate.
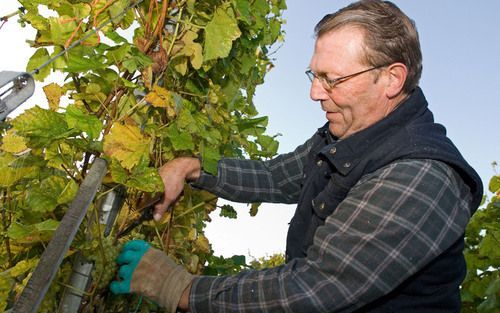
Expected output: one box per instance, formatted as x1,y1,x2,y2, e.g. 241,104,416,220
189,136,473,312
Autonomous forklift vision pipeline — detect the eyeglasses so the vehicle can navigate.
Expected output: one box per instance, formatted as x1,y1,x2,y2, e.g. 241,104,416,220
305,65,387,90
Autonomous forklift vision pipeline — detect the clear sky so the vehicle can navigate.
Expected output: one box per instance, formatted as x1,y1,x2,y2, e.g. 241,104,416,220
1,1,499,259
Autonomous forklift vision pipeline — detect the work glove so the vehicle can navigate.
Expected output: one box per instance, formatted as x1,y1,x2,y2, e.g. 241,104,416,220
110,240,193,313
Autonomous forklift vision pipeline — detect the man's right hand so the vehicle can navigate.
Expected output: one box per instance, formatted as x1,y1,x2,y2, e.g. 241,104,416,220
154,157,201,221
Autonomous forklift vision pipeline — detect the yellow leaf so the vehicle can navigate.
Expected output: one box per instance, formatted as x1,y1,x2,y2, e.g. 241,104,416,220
1,129,28,154
195,234,211,254
9,259,38,277
0,154,36,187
145,85,172,107
43,83,63,111
181,30,203,69
145,85,176,118
103,123,151,170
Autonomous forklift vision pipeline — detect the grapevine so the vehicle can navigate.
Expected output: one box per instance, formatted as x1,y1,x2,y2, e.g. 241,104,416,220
0,0,287,311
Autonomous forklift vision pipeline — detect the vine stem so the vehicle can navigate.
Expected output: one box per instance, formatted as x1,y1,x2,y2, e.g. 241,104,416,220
166,7,183,58
1,189,13,267
175,196,218,220
0,9,21,22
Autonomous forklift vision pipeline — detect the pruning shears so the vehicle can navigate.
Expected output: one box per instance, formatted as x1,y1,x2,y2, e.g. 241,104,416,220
117,193,163,237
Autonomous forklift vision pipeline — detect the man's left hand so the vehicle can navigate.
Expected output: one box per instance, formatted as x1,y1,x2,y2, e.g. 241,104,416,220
110,240,194,312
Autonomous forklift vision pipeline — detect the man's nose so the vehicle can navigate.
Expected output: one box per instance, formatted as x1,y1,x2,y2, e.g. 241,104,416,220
309,79,329,102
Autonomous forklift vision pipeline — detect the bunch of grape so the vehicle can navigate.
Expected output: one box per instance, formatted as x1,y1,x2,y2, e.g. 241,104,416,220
0,275,12,312
89,237,122,290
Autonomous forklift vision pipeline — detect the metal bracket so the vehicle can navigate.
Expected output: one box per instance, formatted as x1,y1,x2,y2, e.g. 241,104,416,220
0,71,35,121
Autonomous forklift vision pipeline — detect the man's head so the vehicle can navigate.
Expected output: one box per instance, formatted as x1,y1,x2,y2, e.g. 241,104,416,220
307,0,422,139
315,0,422,94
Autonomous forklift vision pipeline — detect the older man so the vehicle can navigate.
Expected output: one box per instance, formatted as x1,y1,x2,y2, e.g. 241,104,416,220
111,1,483,312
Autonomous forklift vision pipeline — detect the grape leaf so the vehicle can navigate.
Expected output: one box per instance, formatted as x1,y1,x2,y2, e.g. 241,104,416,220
204,6,242,61
489,175,500,193
103,123,151,170
26,176,69,212
65,105,103,140
11,106,72,148
43,83,63,111
126,165,164,193
26,48,51,81
1,129,28,154
181,30,203,69
0,154,36,187
166,126,195,151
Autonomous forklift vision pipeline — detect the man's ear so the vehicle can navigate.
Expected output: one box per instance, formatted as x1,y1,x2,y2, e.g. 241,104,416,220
385,62,408,98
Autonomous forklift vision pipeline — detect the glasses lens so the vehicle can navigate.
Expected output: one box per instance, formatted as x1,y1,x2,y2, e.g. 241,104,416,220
306,70,332,90
305,70,314,82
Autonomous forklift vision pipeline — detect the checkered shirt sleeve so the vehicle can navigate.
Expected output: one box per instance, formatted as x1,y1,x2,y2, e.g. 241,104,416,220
192,135,317,204
189,159,473,313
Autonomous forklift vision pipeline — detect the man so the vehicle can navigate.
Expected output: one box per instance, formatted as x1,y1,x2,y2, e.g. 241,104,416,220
110,1,483,312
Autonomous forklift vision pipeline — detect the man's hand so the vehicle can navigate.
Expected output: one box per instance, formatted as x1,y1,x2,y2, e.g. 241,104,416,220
154,157,201,221
110,240,194,312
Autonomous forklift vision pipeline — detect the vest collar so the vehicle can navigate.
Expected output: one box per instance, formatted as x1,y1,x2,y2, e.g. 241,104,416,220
316,87,430,175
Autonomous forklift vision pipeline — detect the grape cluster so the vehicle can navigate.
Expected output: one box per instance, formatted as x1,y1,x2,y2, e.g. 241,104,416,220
89,237,121,290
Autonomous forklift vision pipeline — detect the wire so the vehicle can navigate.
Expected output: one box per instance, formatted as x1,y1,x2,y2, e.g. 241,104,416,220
30,0,144,76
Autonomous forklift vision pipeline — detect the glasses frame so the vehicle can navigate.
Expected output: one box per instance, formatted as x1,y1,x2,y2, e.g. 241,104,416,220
305,64,387,90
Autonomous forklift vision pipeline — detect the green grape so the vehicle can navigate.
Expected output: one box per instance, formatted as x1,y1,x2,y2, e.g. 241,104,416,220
89,237,121,290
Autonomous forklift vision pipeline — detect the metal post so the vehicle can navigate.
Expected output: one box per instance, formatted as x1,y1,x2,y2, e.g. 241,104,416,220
58,186,125,313
11,158,107,313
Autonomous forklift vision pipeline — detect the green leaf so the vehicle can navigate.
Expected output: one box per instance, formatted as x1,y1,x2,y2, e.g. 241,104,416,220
106,44,132,64
479,233,500,258
110,159,128,184
257,134,279,156
238,116,268,133
57,179,78,205
26,176,68,212
204,6,242,62
7,223,32,241
230,255,247,267
122,47,153,72
489,175,500,193
65,54,107,72
11,106,71,148
201,144,220,175
177,108,198,133
26,48,51,81
7,220,59,241
65,105,103,140
235,0,252,24
166,126,195,151
34,219,60,232
126,165,164,193
104,30,129,44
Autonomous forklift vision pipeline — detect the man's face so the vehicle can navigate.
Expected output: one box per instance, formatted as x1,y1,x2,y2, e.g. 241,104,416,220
308,27,393,139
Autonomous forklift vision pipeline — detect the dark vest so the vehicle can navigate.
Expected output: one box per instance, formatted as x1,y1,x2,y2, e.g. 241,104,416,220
285,88,483,312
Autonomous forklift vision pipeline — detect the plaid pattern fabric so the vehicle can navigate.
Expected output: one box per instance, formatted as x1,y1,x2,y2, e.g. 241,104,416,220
190,158,473,313
194,134,318,204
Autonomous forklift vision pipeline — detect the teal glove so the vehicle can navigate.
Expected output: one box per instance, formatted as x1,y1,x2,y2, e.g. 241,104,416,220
110,239,194,312
110,239,150,294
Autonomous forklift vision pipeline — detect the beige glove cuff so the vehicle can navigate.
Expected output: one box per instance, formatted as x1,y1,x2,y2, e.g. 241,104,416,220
131,248,194,313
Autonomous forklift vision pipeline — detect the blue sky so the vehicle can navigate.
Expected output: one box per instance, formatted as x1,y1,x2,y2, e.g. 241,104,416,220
1,1,499,258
